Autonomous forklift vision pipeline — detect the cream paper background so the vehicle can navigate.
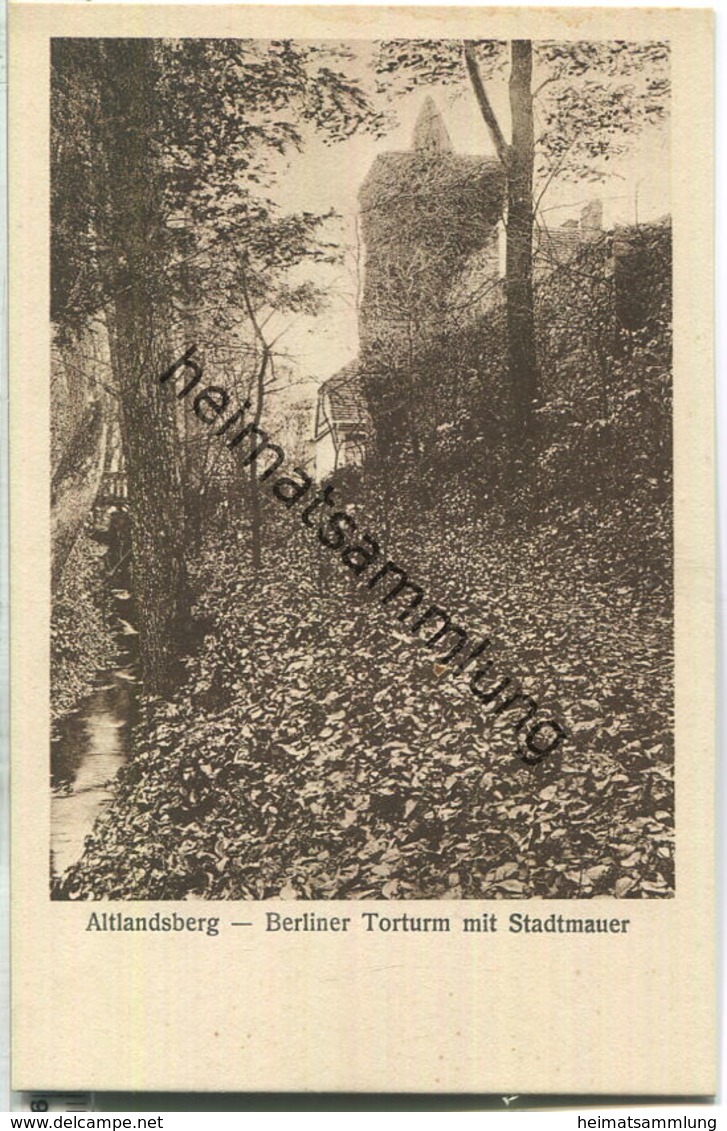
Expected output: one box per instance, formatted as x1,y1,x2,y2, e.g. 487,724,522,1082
9,4,715,1095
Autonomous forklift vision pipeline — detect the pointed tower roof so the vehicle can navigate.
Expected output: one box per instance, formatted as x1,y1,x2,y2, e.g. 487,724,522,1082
412,97,453,154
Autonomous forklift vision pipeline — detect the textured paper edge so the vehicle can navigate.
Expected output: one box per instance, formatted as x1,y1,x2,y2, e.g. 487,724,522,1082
9,4,716,1094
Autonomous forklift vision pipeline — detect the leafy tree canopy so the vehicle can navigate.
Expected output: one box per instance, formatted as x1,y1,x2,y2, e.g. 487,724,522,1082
375,39,669,183
51,38,387,333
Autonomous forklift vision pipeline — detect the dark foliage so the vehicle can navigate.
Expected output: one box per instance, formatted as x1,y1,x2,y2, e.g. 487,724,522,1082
57,494,672,900
51,533,116,721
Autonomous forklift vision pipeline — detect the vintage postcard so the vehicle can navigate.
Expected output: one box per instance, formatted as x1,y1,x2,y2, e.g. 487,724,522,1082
10,3,715,1095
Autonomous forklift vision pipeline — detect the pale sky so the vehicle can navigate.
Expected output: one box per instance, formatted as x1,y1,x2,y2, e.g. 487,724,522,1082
260,52,670,421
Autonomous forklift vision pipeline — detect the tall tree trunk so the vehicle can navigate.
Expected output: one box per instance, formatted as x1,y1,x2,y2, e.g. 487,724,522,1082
464,39,539,432
51,400,108,592
248,345,270,578
506,41,538,432
95,40,189,696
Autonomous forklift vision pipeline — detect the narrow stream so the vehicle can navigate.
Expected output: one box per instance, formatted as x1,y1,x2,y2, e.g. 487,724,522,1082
51,586,140,881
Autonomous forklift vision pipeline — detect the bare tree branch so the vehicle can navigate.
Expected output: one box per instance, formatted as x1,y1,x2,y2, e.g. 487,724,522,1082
463,41,512,171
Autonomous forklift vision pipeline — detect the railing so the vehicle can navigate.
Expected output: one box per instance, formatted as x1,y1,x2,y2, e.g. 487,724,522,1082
97,470,128,503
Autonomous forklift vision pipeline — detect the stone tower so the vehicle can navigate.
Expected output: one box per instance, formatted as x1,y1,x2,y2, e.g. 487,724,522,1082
315,100,505,478
411,95,454,153
357,98,505,363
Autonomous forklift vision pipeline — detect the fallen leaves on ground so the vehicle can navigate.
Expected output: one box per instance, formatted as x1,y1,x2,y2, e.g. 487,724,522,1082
57,495,673,902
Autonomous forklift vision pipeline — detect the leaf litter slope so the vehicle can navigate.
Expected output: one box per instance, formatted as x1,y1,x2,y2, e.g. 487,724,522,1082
60,508,673,902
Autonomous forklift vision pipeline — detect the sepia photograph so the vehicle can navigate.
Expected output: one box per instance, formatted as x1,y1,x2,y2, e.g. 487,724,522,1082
49,33,674,903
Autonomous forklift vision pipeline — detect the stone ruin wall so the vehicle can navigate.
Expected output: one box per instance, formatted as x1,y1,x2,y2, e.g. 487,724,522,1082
357,150,505,366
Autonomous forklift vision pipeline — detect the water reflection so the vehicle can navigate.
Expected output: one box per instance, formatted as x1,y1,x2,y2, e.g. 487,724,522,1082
51,588,139,879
